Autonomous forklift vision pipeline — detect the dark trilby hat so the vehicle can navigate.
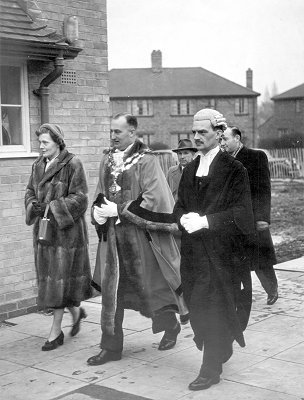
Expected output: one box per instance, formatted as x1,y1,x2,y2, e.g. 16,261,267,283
172,139,198,153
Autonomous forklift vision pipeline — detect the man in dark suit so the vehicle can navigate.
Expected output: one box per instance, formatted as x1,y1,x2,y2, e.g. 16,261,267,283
174,109,254,391
166,139,198,201
221,127,278,306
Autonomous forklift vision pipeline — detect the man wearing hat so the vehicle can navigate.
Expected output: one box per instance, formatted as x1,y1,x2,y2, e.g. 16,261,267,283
167,139,197,201
173,109,254,391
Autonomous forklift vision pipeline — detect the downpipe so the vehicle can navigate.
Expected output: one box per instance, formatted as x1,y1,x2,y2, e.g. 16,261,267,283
33,51,64,124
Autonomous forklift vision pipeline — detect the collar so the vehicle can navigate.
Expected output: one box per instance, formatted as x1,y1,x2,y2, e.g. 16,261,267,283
114,142,134,155
196,146,220,177
232,143,243,158
197,146,220,159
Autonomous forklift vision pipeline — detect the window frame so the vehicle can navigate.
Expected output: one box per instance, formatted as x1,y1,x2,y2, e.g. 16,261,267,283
295,99,301,113
234,98,249,115
170,99,196,116
170,131,191,147
0,59,35,158
127,99,154,117
136,132,154,146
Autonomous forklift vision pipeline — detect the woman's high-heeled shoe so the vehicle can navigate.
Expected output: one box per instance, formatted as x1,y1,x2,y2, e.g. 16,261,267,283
70,307,87,337
41,331,64,351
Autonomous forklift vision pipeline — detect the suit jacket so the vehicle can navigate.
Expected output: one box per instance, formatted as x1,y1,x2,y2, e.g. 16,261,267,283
235,146,277,267
166,164,183,201
174,151,254,346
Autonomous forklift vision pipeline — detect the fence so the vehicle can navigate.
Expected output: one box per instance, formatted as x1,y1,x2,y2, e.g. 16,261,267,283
268,148,304,178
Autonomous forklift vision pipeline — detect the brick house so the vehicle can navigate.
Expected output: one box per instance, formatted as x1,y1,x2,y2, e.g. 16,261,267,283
0,0,109,320
110,50,260,148
259,83,304,147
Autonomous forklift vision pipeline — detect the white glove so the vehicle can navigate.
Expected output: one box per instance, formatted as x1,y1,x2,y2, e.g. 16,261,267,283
97,197,118,218
93,206,107,225
181,212,209,233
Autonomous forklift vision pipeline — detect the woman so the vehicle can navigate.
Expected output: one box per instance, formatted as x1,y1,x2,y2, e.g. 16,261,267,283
25,123,92,351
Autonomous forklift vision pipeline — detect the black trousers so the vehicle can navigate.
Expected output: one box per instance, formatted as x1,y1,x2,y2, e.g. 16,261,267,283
255,264,278,296
100,275,178,353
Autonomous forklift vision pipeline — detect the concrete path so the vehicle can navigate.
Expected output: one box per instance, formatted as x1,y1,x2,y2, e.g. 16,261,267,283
0,258,303,400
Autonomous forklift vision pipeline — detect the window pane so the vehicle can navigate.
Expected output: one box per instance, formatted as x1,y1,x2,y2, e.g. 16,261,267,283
1,106,23,145
0,66,21,105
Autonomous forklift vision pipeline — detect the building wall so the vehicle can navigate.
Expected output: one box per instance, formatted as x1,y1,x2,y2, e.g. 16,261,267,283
0,0,110,320
111,97,257,147
273,99,304,135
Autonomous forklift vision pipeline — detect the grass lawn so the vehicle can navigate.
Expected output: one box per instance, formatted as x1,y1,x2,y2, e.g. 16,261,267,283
271,180,304,263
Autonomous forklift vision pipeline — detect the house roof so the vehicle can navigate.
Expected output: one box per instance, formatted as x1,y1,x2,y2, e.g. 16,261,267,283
109,67,260,98
0,0,81,60
272,83,304,100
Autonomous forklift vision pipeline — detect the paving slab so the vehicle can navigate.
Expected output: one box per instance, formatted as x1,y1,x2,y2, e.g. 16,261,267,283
273,341,304,365
230,357,304,397
55,385,152,400
0,328,31,346
123,324,194,363
154,343,267,378
181,379,300,400
35,346,150,384
93,362,196,400
239,326,303,357
0,359,26,376
275,257,304,273
0,366,85,400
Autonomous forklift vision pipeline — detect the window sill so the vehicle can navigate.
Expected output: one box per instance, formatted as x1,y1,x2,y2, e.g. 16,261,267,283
0,152,39,159
234,113,249,116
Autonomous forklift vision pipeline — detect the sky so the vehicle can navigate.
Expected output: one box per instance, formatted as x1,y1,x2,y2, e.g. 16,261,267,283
107,0,304,101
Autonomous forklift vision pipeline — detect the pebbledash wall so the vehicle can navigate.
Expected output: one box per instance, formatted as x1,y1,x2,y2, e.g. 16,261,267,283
112,97,257,148
0,0,110,320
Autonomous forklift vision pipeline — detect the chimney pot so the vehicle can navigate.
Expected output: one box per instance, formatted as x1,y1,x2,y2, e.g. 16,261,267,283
151,50,162,73
246,68,253,89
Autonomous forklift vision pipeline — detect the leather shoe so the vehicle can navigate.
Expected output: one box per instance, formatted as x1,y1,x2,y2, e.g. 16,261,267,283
42,331,64,351
188,375,220,391
158,322,181,351
70,307,87,337
87,349,122,366
267,291,278,305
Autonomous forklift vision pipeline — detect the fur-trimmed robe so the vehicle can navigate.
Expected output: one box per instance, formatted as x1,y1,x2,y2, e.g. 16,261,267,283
174,151,255,348
25,149,92,309
92,140,187,335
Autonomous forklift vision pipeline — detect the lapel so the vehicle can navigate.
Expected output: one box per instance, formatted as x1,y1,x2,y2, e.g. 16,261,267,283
37,149,74,189
172,165,182,178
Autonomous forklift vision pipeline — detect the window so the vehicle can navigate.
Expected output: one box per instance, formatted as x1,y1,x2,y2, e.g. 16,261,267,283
234,98,249,115
0,61,31,157
278,128,288,137
137,132,153,145
170,132,191,147
127,100,153,116
171,99,196,115
296,100,301,113
207,98,216,109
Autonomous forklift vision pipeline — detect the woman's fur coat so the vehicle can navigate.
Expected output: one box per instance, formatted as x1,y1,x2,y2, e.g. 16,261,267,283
25,149,92,309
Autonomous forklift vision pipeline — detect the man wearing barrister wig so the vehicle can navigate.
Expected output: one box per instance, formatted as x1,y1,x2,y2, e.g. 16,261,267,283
87,113,188,366
174,109,254,390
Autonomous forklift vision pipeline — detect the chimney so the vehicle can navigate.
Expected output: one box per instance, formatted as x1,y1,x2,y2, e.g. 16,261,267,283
151,50,162,73
246,68,253,89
